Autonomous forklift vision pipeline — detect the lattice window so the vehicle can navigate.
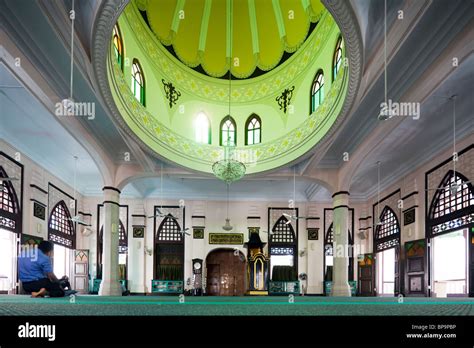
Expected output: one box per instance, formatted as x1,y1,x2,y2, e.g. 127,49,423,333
431,172,474,219
246,114,261,145
270,216,295,243
0,216,15,230
0,183,15,213
112,24,123,71
118,221,128,253
375,207,399,240
374,206,400,252
157,215,183,242
49,201,73,236
333,36,344,81
270,247,294,255
131,59,145,105
220,116,236,146
310,70,324,113
326,223,334,244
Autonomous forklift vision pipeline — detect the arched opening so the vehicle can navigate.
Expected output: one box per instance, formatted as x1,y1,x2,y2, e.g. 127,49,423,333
374,206,400,297
0,166,21,294
49,200,76,280
269,214,297,281
428,170,473,297
205,248,246,296
154,214,184,284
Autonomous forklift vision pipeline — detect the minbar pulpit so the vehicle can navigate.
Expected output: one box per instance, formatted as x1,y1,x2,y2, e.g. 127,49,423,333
244,229,269,295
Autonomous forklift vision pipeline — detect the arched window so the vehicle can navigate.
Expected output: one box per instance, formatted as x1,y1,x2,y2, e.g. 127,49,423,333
374,206,400,252
48,201,75,249
131,59,145,106
155,214,184,281
269,214,297,280
220,116,236,146
157,215,183,242
0,168,20,232
195,112,211,144
428,170,474,236
245,114,261,145
112,24,124,71
333,36,344,81
310,70,324,113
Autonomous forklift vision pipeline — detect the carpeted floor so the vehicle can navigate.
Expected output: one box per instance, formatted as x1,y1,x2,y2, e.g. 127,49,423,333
0,295,473,316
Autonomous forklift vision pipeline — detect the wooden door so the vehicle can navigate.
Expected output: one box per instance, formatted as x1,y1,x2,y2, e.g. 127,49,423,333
404,239,427,296
206,249,245,296
73,250,89,294
358,254,375,296
206,264,220,296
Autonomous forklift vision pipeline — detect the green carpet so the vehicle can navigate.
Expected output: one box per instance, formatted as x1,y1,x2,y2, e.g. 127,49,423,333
0,295,473,316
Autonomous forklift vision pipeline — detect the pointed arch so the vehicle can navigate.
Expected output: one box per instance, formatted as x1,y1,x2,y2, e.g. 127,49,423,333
0,166,20,232
333,36,344,81
310,70,324,113
220,116,237,146
428,170,474,237
156,215,183,242
112,23,124,71
48,200,75,249
131,59,145,106
374,206,400,252
195,112,211,144
154,213,184,281
269,213,298,281
245,114,261,145
270,215,295,243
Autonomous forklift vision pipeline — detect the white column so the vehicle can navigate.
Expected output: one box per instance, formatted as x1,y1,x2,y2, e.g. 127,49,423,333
330,191,351,297
98,187,122,296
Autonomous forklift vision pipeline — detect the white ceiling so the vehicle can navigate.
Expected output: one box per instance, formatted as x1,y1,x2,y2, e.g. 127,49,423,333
0,63,102,193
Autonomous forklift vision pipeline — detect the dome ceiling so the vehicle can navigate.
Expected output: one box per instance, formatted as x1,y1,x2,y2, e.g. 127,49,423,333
106,0,355,176
138,0,324,79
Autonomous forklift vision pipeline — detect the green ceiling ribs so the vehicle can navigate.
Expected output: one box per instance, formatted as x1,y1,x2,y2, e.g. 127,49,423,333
171,0,186,34
248,0,260,55
301,0,311,12
272,0,286,39
198,0,212,53
226,0,232,59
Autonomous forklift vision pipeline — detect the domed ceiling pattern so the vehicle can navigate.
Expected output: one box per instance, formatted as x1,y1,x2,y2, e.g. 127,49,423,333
138,0,324,78
106,0,353,175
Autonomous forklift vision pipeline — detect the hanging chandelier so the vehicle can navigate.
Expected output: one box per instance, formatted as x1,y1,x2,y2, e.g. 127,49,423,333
212,146,246,184
212,3,246,184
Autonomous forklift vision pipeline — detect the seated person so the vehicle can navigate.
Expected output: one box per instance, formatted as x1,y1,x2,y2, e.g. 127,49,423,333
19,241,73,298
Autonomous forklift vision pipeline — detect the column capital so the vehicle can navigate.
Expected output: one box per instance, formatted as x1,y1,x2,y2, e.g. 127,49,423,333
102,186,121,194
331,191,350,198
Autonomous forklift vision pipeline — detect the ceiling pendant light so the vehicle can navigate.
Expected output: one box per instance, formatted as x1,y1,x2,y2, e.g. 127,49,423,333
61,0,75,112
212,2,246,184
425,95,471,194
222,183,233,231
69,155,87,224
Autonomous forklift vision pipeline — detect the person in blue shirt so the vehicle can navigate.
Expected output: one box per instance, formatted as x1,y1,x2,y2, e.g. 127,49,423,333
18,241,65,297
